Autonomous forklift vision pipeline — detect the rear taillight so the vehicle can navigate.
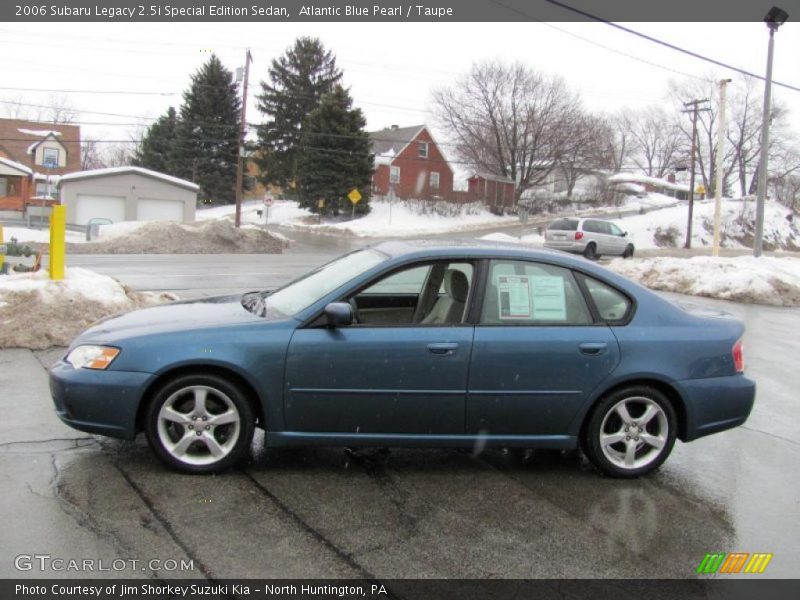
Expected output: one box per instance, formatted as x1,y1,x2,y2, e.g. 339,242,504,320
732,338,744,373
575,231,584,240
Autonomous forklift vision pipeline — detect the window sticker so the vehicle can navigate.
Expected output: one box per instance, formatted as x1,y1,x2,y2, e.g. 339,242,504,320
497,275,532,319
531,276,567,321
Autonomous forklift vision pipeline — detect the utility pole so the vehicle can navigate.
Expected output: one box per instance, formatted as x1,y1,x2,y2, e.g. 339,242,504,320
713,79,732,257
681,98,710,249
234,48,252,229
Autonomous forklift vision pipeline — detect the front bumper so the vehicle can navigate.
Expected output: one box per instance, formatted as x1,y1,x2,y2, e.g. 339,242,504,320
676,375,756,441
50,360,154,440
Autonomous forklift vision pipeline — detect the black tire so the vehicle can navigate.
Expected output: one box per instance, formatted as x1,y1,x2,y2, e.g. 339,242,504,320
582,385,677,478
583,242,599,260
145,374,255,474
622,244,635,258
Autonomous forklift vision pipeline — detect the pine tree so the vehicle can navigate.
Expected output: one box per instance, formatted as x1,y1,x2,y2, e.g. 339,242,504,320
132,106,178,174
174,55,241,205
255,37,342,193
297,86,373,215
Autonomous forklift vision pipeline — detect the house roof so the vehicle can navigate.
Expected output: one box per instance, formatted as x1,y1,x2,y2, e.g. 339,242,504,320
59,166,199,192
608,172,689,193
469,171,515,185
0,156,33,176
0,118,81,176
369,125,425,158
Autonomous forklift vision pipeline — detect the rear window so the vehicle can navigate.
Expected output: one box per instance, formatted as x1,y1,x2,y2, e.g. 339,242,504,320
548,219,578,231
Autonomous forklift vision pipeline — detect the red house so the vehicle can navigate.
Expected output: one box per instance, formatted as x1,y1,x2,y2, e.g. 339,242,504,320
369,125,454,200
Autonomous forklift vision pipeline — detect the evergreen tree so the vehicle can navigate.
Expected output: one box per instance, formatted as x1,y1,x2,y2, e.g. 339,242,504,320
255,37,342,193
297,86,373,215
174,55,240,205
132,106,178,174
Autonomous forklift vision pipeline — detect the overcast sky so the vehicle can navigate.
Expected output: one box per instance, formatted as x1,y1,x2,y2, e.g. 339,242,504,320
2,20,799,171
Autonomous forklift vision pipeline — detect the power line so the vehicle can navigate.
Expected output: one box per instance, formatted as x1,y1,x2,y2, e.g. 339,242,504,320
545,0,800,94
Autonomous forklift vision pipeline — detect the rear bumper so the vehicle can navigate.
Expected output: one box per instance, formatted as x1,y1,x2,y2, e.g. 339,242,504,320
544,240,585,253
50,360,153,440
676,375,756,441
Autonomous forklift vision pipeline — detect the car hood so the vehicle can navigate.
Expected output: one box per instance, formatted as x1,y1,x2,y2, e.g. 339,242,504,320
78,294,266,342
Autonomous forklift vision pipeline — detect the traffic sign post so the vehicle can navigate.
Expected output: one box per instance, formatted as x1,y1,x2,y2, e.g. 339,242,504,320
518,207,529,240
263,194,273,225
347,188,362,219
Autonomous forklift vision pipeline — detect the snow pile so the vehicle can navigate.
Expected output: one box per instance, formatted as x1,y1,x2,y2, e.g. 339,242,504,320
67,219,288,254
282,200,517,237
0,268,177,349
479,232,545,246
606,256,800,307
618,198,798,251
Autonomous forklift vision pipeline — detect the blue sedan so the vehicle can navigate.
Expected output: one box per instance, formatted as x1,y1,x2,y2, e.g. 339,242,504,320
50,241,755,477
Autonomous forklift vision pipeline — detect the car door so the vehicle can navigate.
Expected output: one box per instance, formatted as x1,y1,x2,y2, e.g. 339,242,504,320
607,221,627,255
467,259,620,437
284,261,476,435
583,219,605,254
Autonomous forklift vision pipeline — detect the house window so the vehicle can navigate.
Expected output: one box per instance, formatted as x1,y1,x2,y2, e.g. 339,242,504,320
35,181,56,198
389,166,400,184
418,142,428,158
42,147,59,168
430,171,440,190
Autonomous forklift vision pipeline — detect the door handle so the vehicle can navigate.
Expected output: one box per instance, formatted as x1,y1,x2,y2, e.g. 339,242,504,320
579,342,608,356
427,343,458,356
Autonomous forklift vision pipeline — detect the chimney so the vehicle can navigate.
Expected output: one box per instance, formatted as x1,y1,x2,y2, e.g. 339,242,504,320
667,172,676,183
390,124,398,130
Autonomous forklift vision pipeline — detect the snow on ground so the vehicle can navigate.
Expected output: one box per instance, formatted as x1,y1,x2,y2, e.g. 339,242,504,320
0,268,177,349
606,255,800,307
479,232,545,245
197,199,311,226
617,198,797,250
282,200,517,237
1,226,85,244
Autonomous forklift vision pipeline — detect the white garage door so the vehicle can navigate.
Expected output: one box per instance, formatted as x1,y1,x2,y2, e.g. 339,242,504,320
136,197,185,221
74,194,126,226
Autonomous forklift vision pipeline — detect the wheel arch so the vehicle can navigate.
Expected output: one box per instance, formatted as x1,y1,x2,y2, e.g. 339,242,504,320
135,364,266,434
579,378,688,443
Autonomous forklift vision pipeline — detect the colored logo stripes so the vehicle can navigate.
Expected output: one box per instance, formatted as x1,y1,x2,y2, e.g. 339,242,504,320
696,552,773,574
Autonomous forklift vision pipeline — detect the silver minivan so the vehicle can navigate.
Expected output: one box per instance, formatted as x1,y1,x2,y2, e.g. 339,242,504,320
544,217,634,259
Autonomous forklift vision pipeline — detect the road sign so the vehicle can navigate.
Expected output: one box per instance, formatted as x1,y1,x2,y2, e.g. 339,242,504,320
318,199,325,208
348,188,362,204
263,194,273,207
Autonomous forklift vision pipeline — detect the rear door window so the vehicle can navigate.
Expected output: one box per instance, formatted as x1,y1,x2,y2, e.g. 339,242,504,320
480,260,592,325
579,275,632,322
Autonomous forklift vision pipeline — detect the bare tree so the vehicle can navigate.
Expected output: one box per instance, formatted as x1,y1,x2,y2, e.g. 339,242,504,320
605,111,634,173
627,106,683,178
433,60,581,200
557,112,615,198
1,93,77,124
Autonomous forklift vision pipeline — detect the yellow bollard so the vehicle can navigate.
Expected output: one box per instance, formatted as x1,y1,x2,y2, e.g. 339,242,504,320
49,205,66,280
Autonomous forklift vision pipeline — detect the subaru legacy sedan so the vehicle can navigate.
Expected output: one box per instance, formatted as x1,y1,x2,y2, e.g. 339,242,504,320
50,241,755,477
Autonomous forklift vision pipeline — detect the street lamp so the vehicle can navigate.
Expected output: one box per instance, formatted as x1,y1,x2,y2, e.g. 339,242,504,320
753,6,789,257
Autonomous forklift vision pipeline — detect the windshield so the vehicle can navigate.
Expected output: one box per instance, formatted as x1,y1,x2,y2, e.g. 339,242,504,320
242,249,388,318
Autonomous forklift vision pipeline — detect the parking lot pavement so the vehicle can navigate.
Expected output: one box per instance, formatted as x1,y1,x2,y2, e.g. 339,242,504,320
2,266,799,579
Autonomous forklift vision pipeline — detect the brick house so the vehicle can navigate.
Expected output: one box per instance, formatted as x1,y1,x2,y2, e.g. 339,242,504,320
0,118,81,215
369,125,453,200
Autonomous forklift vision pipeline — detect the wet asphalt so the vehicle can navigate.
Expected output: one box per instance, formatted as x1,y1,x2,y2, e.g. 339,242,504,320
1,231,798,580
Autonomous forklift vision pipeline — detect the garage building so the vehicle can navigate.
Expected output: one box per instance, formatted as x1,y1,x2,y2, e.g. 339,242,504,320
59,167,198,225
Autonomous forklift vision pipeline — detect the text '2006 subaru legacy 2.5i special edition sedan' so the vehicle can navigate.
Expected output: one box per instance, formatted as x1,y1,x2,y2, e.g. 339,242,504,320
50,241,755,477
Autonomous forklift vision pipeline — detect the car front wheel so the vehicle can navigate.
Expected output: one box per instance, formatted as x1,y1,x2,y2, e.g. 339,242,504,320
145,374,255,474
622,244,635,258
583,386,676,478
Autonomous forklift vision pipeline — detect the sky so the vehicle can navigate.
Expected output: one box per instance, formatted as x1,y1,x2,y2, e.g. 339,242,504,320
1,20,799,179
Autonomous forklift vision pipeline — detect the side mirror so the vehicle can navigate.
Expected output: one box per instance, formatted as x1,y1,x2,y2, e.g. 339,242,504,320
324,302,353,328
621,231,628,237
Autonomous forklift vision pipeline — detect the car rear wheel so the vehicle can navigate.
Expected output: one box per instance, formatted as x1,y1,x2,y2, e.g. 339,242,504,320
622,244,635,258
583,242,599,260
145,374,255,474
583,386,676,478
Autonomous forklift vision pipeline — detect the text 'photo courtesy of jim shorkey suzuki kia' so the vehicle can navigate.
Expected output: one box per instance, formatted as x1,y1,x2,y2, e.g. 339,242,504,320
50,241,756,477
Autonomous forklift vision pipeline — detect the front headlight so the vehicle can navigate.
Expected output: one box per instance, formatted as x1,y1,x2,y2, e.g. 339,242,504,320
65,345,120,370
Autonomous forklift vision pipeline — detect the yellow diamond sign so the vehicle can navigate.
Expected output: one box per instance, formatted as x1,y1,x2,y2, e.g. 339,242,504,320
348,188,362,204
